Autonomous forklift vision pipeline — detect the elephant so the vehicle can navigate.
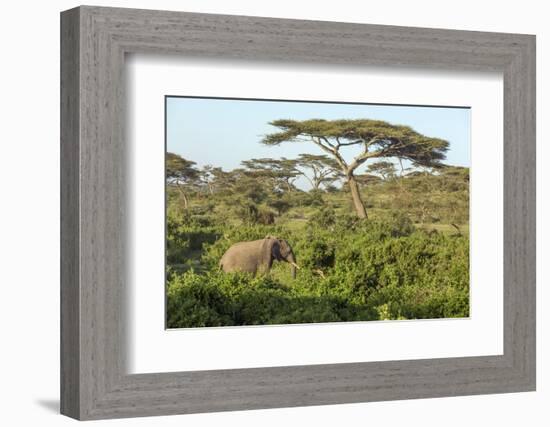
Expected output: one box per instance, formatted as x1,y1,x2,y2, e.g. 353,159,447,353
219,236,298,278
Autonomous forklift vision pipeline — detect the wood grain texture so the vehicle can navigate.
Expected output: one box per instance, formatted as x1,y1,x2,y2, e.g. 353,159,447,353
60,5,536,420
60,7,80,419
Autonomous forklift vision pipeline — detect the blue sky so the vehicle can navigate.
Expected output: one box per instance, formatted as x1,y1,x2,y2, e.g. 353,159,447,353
166,97,470,189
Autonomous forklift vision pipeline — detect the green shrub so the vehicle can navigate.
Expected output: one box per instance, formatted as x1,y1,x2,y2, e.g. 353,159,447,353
166,215,469,328
307,206,336,229
166,270,380,328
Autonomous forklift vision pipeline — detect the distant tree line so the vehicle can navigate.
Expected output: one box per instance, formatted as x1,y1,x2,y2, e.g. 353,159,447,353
167,118,452,220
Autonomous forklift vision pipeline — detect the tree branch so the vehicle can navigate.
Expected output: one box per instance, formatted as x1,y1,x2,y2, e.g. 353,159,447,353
299,171,316,189
310,136,349,172
347,147,373,173
337,139,364,147
320,136,336,149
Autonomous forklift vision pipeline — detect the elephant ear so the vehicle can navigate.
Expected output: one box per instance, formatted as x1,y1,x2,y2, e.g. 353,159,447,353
269,238,282,261
260,238,278,268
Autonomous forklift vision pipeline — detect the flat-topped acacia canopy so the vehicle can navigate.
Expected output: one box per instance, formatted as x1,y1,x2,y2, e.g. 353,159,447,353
262,118,449,218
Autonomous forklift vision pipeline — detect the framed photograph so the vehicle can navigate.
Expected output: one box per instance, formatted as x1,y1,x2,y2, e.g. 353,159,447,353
61,6,536,420
163,96,471,329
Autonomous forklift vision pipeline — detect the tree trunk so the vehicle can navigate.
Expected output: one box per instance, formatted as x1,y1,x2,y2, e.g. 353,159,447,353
347,174,368,219
176,185,189,209
313,179,321,190
284,180,293,193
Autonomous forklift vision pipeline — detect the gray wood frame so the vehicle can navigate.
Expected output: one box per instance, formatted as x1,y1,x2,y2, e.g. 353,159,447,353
60,5,536,420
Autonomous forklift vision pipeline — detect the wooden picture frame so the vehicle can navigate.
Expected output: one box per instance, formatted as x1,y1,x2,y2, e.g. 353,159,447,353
60,5,536,420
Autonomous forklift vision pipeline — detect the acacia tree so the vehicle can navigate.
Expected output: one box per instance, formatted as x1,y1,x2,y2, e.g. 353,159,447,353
262,119,449,218
367,161,397,181
226,168,268,203
295,154,343,190
241,158,300,193
199,164,226,196
166,152,200,209
354,173,383,187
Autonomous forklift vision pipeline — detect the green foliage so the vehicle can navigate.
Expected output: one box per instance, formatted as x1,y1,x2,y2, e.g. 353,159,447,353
166,152,200,181
307,206,336,229
367,161,397,180
166,207,221,274
166,271,368,327
261,118,450,218
262,118,449,167
165,148,470,328
166,210,469,328
267,196,292,215
232,201,276,225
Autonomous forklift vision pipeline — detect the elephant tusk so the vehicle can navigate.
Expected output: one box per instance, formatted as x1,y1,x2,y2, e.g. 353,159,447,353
313,269,326,279
289,261,301,270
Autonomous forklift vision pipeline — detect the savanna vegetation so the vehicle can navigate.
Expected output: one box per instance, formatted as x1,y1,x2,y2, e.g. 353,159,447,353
166,119,469,328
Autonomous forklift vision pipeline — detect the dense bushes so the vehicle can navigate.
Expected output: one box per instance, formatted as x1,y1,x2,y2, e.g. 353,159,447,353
165,167,469,328
166,271,372,327
166,211,469,328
